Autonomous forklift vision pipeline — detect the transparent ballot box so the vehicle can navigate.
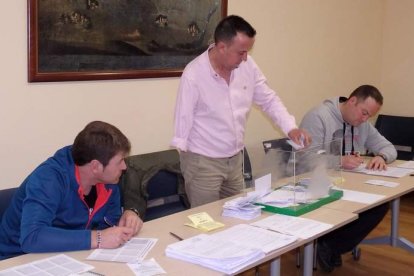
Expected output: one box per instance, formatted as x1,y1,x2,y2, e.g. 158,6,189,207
255,138,343,216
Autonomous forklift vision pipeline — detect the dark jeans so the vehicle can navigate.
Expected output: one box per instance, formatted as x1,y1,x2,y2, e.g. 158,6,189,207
319,203,389,255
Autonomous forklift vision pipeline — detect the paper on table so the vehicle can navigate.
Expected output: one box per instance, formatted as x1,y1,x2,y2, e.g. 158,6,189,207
251,214,333,239
165,234,264,274
397,161,414,169
222,196,262,220
212,224,297,254
340,188,386,204
0,254,94,276
348,164,414,178
127,258,166,276
365,179,399,188
87,238,157,263
185,212,224,231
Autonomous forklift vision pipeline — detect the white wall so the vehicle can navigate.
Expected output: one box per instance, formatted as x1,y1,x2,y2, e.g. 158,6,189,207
0,0,386,188
380,0,414,116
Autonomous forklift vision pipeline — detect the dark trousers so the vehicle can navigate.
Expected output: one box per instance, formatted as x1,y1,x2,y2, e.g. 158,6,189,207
319,203,389,255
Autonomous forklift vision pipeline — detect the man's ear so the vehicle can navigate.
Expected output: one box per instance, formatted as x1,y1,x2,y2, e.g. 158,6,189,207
215,40,228,53
348,96,358,105
90,159,103,174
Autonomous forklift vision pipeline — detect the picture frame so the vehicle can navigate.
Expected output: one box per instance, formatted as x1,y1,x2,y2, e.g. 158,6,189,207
28,0,228,82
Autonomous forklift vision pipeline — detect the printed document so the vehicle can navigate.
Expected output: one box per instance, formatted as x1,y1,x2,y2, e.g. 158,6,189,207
87,238,157,263
0,254,94,276
212,224,297,253
166,233,264,274
165,224,298,274
348,164,414,178
251,214,333,239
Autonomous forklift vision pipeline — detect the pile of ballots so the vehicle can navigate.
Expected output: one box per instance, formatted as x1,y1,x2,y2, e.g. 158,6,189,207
222,194,263,220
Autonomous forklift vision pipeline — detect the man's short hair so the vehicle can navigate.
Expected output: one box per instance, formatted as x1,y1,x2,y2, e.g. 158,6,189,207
348,84,383,105
72,121,131,167
214,15,256,44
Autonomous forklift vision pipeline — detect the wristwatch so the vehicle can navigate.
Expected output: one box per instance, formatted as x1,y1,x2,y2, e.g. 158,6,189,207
127,207,140,217
377,153,387,162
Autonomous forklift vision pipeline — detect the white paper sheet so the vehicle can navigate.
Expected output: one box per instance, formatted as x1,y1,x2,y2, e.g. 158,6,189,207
340,188,386,204
166,234,264,274
87,238,157,263
365,179,399,188
397,161,414,169
254,174,272,196
212,224,297,254
127,258,166,276
251,214,333,239
0,254,94,276
348,164,414,178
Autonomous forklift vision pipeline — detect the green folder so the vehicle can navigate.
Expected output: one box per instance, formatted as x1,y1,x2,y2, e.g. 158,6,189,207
255,188,343,216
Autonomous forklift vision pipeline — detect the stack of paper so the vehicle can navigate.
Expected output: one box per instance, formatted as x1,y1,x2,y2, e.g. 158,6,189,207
222,195,262,220
166,224,297,274
251,214,333,239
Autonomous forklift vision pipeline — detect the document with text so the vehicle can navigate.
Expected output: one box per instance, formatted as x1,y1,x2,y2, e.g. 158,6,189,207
347,164,414,178
166,233,264,275
0,254,94,276
87,238,157,263
251,214,333,239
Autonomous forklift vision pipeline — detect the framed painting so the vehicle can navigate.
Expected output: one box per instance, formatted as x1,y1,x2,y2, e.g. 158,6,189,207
28,0,228,82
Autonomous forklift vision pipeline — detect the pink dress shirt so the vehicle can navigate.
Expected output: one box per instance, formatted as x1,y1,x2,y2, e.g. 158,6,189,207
171,45,297,158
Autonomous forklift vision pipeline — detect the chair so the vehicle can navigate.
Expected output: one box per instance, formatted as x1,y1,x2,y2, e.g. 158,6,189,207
0,187,18,220
375,114,414,160
144,169,189,221
263,137,292,155
262,138,293,177
120,149,190,222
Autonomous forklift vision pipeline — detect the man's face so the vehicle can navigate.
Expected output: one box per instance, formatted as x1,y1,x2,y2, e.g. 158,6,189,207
97,152,127,184
345,96,381,126
221,32,255,71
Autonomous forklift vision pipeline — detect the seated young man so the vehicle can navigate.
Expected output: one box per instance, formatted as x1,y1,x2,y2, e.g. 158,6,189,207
0,121,143,260
300,84,397,272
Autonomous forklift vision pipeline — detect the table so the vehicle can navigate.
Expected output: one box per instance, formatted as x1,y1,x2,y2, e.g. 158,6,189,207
323,163,414,253
0,193,357,276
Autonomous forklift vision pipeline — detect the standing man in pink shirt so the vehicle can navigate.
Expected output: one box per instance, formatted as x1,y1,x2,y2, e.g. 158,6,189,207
171,15,310,207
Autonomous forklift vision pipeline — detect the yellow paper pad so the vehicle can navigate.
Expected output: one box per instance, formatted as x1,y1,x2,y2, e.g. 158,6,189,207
185,212,224,232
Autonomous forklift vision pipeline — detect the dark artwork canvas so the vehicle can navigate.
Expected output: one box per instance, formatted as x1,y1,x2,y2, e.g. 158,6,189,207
28,0,227,82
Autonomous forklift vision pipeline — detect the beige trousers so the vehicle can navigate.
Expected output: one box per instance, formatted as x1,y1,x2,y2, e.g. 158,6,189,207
179,151,244,208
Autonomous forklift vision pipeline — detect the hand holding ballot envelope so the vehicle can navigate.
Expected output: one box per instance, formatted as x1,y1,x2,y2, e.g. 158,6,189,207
287,129,311,150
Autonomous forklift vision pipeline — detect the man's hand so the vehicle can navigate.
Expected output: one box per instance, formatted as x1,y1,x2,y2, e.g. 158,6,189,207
92,227,133,249
118,209,143,238
366,155,387,171
288,128,312,147
342,155,364,170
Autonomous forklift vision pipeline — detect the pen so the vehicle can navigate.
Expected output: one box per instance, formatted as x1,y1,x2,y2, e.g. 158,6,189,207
169,232,183,241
